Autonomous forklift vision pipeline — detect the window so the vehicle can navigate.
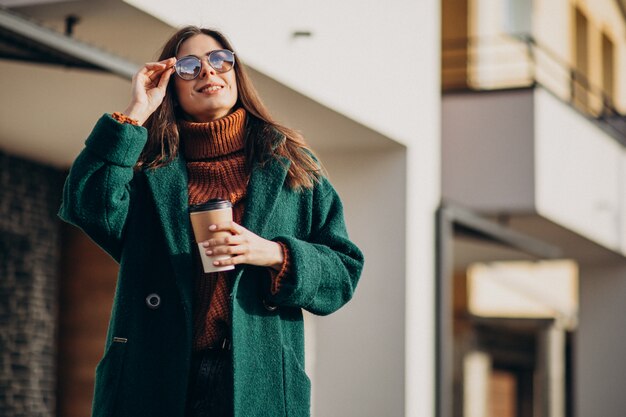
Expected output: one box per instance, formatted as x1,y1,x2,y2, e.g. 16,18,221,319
573,7,589,111
601,32,615,108
504,0,532,35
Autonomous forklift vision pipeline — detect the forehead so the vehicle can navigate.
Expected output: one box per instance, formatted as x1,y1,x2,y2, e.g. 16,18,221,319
177,34,224,57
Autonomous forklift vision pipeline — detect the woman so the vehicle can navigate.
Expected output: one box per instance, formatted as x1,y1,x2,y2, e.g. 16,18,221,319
59,26,363,417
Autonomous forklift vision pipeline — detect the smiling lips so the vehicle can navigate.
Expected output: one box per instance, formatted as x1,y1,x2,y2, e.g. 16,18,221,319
198,84,224,94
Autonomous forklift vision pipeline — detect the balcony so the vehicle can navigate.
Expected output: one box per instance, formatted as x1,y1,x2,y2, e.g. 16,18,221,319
443,34,626,145
441,34,626,259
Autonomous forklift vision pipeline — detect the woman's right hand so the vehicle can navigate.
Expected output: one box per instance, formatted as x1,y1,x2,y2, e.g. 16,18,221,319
123,57,176,125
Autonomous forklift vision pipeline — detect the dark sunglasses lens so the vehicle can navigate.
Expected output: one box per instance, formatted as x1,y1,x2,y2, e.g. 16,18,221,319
209,50,235,73
176,57,201,80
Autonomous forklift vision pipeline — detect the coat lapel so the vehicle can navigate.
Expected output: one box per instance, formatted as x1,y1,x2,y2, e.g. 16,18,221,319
143,151,290,317
144,157,194,327
242,157,290,236
230,157,290,296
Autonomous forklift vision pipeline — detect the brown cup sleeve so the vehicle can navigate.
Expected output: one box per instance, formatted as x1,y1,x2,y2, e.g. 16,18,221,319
189,208,233,242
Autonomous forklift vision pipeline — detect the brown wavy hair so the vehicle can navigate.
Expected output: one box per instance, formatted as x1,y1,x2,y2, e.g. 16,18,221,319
138,26,322,189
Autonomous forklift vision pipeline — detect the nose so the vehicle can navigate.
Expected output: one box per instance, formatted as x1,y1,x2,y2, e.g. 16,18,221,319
199,57,216,78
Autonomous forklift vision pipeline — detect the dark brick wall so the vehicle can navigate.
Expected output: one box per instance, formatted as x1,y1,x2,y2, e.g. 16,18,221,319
0,151,64,417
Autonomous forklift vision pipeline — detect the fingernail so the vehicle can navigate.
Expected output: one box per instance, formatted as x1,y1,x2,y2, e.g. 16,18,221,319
202,242,209,247
213,261,219,266
209,225,217,230
206,250,212,255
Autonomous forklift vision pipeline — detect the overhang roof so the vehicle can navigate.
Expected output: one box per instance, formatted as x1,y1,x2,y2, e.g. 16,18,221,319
0,1,170,168
0,5,136,78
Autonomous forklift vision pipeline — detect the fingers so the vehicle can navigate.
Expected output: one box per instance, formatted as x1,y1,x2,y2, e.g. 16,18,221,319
203,236,249,267
139,58,176,74
208,221,245,235
137,58,176,85
202,223,248,258
206,243,248,257
211,254,247,267
200,222,247,252
157,67,175,88
199,221,264,267
201,234,245,249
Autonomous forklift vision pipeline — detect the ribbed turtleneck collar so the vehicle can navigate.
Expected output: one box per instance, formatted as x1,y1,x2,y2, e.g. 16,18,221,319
179,107,247,160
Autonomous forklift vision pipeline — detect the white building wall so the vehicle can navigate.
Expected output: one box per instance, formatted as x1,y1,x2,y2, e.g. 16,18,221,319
532,0,570,63
124,0,431,148
405,129,439,417
534,88,623,253
468,0,531,88
532,0,572,99
315,148,407,417
469,0,503,37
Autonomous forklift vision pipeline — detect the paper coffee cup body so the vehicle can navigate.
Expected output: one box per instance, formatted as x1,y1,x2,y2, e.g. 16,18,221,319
196,242,234,273
189,200,235,273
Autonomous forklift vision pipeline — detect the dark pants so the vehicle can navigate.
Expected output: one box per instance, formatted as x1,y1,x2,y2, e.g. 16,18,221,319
186,348,234,417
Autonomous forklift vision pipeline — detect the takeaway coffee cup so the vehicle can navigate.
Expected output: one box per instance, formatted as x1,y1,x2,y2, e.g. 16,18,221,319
189,199,235,273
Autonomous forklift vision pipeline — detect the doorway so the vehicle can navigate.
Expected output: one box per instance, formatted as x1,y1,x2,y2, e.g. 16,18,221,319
436,204,576,417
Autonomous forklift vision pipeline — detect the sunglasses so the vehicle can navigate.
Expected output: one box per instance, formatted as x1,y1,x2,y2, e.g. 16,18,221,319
174,49,236,80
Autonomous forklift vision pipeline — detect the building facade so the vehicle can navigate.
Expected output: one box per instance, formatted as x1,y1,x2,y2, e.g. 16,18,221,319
0,0,625,416
442,0,626,416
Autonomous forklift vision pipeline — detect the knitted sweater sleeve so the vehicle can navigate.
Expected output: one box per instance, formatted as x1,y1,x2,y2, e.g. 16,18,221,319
58,114,147,261
267,178,364,316
268,242,291,295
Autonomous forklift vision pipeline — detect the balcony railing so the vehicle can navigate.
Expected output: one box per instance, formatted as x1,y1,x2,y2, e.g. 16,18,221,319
442,34,626,145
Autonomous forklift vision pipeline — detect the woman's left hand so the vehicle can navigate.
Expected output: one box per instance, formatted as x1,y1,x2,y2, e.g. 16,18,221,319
202,221,284,270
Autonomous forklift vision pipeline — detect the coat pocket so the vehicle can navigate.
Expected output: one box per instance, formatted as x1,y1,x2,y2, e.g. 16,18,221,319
92,338,127,417
281,345,311,417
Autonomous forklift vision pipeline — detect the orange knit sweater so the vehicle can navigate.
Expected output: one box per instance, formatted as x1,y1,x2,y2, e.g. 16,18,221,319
179,108,288,351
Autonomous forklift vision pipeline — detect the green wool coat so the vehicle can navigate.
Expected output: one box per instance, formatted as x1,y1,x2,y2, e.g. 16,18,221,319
59,114,364,417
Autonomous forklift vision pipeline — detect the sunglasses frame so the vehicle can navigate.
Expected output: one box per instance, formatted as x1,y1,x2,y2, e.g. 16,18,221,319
174,49,236,80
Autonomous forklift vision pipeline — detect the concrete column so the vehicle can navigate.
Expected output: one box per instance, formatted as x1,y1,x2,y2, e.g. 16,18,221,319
535,324,566,417
463,351,491,417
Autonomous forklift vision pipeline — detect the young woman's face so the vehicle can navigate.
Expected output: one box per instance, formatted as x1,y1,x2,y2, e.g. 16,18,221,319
174,34,238,122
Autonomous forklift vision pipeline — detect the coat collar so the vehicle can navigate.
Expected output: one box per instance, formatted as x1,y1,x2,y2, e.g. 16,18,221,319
241,119,290,235
144,152,291,314
242,156,290,235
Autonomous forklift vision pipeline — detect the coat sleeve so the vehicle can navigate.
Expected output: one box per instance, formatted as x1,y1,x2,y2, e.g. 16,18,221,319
268,178,364,316
58,114,148,261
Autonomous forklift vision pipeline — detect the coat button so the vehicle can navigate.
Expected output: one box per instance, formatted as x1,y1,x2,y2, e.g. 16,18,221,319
146,293,161,309
262,299,278,312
